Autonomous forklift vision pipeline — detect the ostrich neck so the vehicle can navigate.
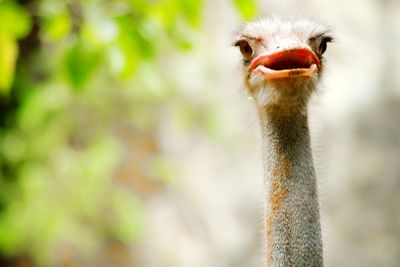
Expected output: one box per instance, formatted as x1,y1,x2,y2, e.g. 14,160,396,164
259,104,323,267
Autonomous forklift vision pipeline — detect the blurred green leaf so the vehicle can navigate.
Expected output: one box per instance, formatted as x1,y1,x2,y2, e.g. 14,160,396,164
112,15,158,78
179,0,203,27
129,0,147,11
42,10,71,42
0,2,31,94
0,32,18,94
0,210,24,255
0,2,31,38
63,41,103,89
232,0,257,20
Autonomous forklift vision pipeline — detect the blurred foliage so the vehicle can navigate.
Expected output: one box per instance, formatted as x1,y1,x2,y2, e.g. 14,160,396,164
233,0,257,20
0,1,31,93
0,0,257,265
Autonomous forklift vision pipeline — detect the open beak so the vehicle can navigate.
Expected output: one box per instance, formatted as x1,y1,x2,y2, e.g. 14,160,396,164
250,47,320,80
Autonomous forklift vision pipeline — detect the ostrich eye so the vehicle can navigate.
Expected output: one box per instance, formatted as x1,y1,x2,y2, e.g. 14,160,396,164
318,36,333,55
319,40,327,54
235,40,253,60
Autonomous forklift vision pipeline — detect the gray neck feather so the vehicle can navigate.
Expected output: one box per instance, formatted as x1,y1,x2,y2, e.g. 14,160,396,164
258,105,323,267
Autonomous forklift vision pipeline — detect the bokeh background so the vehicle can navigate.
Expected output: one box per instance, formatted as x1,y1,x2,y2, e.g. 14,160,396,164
0,0,399,266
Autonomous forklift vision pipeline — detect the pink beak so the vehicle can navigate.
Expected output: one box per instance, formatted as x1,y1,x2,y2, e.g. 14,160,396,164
250,47,320,80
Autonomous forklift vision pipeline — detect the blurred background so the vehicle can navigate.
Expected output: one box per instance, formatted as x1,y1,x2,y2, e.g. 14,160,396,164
0,0,399,266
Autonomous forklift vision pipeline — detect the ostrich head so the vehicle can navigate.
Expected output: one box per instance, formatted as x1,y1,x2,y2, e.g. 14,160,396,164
234,19,333,107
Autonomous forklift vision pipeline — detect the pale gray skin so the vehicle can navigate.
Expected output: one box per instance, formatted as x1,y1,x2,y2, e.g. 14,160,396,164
234,19,333,267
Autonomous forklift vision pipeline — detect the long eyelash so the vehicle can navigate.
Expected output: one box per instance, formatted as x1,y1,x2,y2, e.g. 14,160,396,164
240,34,261,42
311,32,334,42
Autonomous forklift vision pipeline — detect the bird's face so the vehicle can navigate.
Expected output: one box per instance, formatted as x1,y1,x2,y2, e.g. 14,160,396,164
234,19,333,107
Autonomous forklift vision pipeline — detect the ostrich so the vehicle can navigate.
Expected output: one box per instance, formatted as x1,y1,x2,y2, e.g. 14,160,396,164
234,19,333,266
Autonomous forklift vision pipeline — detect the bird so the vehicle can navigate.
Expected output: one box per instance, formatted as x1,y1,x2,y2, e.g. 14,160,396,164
234,18,333,267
